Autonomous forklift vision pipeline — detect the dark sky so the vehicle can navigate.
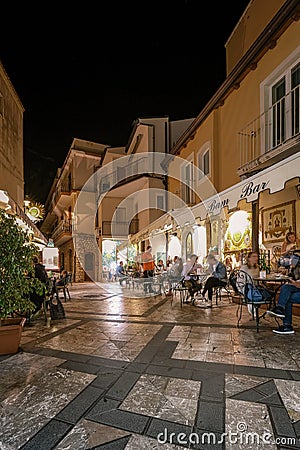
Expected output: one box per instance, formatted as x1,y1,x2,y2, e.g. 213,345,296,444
1,0,249,204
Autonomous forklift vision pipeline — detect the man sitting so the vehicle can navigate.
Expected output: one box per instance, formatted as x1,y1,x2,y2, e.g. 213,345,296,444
116,261,126,285
268,254,300,334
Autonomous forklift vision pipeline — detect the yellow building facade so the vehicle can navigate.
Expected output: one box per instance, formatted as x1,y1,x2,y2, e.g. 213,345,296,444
130,0,300,269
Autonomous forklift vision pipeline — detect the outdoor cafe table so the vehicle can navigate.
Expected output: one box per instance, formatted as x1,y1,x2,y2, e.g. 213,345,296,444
190,272,210,289
253,274,290,307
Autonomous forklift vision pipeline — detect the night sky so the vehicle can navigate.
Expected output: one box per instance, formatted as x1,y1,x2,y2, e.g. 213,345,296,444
1,1,250,204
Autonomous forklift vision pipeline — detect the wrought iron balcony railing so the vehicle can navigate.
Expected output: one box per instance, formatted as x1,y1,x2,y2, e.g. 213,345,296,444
238,86,300,168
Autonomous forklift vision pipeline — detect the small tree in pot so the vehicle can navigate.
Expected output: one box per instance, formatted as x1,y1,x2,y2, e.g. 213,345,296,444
0,209,44,353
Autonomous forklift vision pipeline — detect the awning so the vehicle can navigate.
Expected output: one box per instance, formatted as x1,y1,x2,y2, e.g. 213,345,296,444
193,151,300,220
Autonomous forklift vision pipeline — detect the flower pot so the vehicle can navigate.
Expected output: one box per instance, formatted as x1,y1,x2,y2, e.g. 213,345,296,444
0,317,26,355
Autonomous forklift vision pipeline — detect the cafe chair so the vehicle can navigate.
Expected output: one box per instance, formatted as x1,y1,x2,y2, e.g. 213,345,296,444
213,278,232,305
55,273,72,302
229,269,273,332
172,277,190,307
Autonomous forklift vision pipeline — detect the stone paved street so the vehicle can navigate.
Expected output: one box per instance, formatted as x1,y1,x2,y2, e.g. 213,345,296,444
1,282,300,449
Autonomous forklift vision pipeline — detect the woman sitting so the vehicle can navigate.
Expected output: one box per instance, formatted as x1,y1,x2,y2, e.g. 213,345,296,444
281,231,300,256
166,256,183,296
200,254,227,307
156,259,165,273
240,251,259,278
182,254,203,302
240,251,260,314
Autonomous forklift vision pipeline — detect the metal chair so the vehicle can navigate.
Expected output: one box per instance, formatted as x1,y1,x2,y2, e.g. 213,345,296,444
229,269,273,332
55,273,72,302
213,279,232,305
172,277,190,307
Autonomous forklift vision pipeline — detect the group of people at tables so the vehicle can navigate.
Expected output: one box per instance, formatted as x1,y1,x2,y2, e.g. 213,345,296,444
30,256,69,317
116,231,300,335
117,246,230,306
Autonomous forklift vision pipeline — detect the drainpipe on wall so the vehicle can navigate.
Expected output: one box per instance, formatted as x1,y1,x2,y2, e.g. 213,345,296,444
252,200,259,252
164,121,169,259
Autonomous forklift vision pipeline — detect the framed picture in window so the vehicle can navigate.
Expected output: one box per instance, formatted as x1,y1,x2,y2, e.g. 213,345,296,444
262,200,296,243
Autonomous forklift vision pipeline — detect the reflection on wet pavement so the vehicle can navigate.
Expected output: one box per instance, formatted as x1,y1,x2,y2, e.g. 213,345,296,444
0,282,299,449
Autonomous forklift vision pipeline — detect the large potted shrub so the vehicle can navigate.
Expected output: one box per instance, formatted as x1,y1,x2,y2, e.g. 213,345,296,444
0,208,44,355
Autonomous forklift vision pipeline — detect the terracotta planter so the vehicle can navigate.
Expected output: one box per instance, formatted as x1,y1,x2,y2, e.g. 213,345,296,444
0,317,26,355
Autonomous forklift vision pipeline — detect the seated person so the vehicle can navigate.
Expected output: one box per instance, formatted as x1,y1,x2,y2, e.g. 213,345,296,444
200,254,227,307
240,251,272,314
181,254,202,302
56,270,68,286
116,261,126,284
51,270,68,298
169,256,183,279
268,256,300,335
224,256,233,273
132,262,141,278
30,256,49,314
281,231,300,256
156,259,165,273
240,251,259,278
166,256,183,296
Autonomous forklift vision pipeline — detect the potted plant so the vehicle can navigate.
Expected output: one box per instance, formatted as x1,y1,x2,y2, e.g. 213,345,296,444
0,208,44,355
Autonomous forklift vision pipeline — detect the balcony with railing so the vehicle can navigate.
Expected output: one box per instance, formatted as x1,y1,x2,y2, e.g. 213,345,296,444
52,220,72,242
99,155,161,194
50,182,72,211
238,87,300,175
101,219,139,237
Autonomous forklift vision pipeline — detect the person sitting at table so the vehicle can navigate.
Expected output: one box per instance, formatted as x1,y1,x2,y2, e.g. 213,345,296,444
30,256,49,315
156,259,165,273
240,251,272,314
224,255,233,273
240,251,259,278
170,256,183,278
166,256,172,268
281,231,300,256
181,254,202,302
50,269,68,298
268,255,300,334
166,256,183,296
116,261,126,284
200,254,227,307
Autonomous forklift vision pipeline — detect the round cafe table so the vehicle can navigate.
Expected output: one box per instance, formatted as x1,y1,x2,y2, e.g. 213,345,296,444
252,274,290,307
